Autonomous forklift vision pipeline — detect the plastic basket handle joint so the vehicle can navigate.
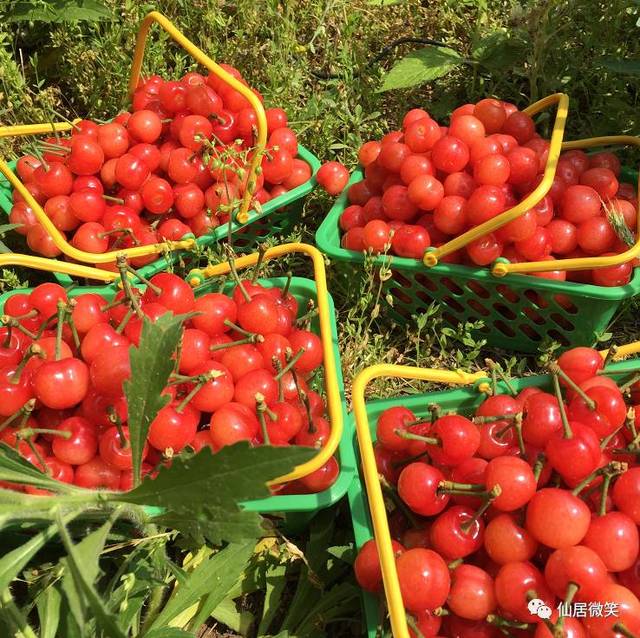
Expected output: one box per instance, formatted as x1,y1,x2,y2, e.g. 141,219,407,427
423,93,570,267
351,364,488,638
187,242,343,486
492,134,640,276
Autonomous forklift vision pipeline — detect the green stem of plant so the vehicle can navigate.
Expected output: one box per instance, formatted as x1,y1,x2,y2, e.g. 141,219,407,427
620,372,640,394
1,315,37,340
485,359,516,396
551,373,573,439
281,270,293,298
252,243,268,283
222,319,257,338
549,363,596,410
18,427,71,440
176,380,205,414
256,395,271,445
117,256,143,318
0,588,39,638
102,194,125,204
460,485,501,533
475,412,520,424
395,428,440,446
10,346,43,385
209,334,261,351
405,615,425,638
275,348,306,380
225,248,250,302
126,265,161,295
533,453,546,482
379,474,420,528
614,623,639,638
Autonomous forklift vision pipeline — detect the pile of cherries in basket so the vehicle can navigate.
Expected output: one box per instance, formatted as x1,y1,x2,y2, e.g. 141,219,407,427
0,264,337,494
339,99,637,287
9,67,311,264
354,346,640,637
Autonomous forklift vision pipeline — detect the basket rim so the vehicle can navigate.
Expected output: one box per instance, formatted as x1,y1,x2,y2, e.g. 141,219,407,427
315,167,640,301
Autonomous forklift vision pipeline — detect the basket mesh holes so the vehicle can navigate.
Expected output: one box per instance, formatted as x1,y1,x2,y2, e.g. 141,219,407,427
496,284,520,303
519,324,542,341
442,311,460,327
553,294,578,314
442,296,465,314
416,290,437,306
441,277,464,295
466,282,490,298
494,320,516,337
415,273,438,292
524,289,542,307
467,299,490,317
550,313,575,331
523,307,546,325
391,271,412,288
390,287,413,305
548,329,570,346
493,303,517,320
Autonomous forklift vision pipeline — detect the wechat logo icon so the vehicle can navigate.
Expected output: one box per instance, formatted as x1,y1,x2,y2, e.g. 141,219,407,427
528,598,552,619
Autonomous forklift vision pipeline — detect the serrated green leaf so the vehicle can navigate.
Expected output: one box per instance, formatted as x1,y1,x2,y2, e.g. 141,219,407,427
379,46,463,92
600,57,640,76
150,542,254,630
120,444,314,544
36,584,61,638
124,313,185,486
4,0,112,23
472,29,529,71
56,511,126,638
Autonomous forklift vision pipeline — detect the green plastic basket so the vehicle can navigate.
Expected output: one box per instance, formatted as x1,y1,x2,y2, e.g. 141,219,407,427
0,274,354,531
316,168,640,353
0,145,320,288
347,356,640,637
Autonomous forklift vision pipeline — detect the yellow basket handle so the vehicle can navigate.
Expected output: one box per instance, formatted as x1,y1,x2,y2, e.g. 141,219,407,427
0,10,267,266
423,93,570,267
129,11,267,225
352,344,640,638
0,253,118,282
493,135,640,276
187,242,343,486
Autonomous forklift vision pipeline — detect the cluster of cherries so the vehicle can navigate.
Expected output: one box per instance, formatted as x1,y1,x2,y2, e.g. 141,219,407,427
0,263,337,494
339,99,637,287
9,67,311,265
354,346,640,636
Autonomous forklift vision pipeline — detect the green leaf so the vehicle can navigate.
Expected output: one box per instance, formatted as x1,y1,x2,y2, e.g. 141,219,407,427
472,29,529,71
56,511,127,638
0,224,21,236
0,444,83,493
0,518,68,591
211,597,253,635
4,0,112,23
379,46,463,92
367,0,406,5
150,542,254,630
124,313,185,486
600,57,640,77
36,584,62,638
120,444,314,544
258,563,287,636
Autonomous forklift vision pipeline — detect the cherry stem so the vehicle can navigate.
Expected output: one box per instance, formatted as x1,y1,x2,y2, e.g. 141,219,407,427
429,403,441,423
17,428,71,440
0,399,36,434
281,271,293,299
391,450,430,469
126,265,162,295
39,141,69,152
176,381,205,414
256,394,272,445
13,309,38,321
600,428,621,450
448,558,464,569
102,297,128,311
614,623,638,638
620,372,640,394
295,305,318,329
98,228,134,240
475,412,520,425
10,345,43,385
102,194,125,204
271,358,285,402
405,615,425,638
549,363,596,410
209,335,262,352
379,473,421,528
216,275,228,294
222,319,257,339
551,373,573,439
602,344,619,369
107,406,128,449
572,460,628,496
525,590,556,633
226,249,250,302
275,348,305,380
395,429,440,447
299,388,316,434
27,438,50,476
460,485,501,533
513,413,526,455
486,615,533,631
485,359,516,396
1,323,12,349
490,366,498,395
438,480,486,493
117,256,143,319
533,453,546,482
251,243,268,283
1,315,37,340
115,306,134,334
